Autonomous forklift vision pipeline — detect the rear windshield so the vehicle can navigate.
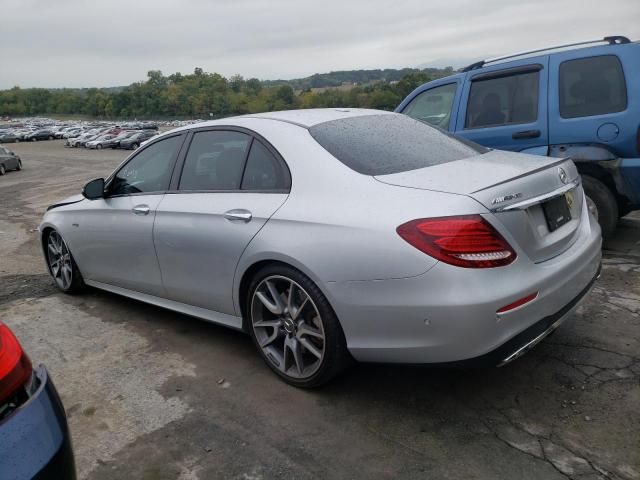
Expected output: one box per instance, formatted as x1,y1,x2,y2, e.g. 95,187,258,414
308,114,486,175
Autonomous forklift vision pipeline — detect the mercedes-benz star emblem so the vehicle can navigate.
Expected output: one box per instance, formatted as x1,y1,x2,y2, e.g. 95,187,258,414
558,167,568,184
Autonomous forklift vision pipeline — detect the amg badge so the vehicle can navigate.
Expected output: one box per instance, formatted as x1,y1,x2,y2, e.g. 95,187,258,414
491,192,523,205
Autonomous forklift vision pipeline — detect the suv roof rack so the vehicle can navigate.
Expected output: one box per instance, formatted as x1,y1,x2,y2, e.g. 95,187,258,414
461,36,631,72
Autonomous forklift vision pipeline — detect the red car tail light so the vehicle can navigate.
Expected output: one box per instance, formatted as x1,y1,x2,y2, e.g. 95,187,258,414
0,322,32,404
397,215,517,268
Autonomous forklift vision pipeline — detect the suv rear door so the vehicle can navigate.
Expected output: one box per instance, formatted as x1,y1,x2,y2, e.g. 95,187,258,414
548,46,632,157
454,57,549,154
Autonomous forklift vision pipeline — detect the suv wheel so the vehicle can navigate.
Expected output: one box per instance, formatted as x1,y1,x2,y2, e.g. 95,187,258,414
582,175,618,240
247,265,349,388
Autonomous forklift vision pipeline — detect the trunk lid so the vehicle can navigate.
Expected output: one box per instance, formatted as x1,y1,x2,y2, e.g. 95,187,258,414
375,150,584,263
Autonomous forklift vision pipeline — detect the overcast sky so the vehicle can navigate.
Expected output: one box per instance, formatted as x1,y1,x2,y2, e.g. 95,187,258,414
0,0,638,89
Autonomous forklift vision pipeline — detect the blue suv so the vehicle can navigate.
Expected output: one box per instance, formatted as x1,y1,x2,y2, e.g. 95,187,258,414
396,36,640,238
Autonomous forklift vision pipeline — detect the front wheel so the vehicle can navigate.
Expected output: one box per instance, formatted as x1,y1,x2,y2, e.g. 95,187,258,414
0,164,5,176
31,137,37,142
97,144,103,150
15,159,22,171
582,175,618,240
45,230,85,293
247,265,349,388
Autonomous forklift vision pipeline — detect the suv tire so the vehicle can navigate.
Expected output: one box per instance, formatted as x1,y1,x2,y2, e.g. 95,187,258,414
582,175,618,239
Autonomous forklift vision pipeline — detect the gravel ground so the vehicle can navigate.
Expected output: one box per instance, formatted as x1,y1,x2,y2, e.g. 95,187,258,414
1,139,639,480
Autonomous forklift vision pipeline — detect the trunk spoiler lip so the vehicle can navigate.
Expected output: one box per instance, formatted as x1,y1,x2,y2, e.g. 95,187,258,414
490,178,581,213
470,157,571,194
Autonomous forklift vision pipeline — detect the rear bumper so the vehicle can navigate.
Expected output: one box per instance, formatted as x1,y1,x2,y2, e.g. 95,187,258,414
327,205,602,364
0,366,76,480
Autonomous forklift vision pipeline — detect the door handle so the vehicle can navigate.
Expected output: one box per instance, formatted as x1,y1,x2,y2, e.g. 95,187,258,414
224,209,252,223
132,204,150,215
512,129,541,140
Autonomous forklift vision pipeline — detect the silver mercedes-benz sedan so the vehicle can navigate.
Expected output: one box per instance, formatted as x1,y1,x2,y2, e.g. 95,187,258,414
40,109,602,387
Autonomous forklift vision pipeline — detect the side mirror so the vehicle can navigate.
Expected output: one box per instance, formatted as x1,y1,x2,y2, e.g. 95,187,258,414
82,178,105,200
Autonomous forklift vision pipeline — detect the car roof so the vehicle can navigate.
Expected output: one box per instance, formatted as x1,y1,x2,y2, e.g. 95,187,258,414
168,108,394,134
242,108,394,128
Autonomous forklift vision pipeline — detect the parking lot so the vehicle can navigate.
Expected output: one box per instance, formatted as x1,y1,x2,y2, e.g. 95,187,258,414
1,139,639,480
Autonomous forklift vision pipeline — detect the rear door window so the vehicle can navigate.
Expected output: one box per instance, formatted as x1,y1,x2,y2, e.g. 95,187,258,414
179,130,251,191
402,83,457,129
465,70,539,128
559,55,627,118
241,140,290,191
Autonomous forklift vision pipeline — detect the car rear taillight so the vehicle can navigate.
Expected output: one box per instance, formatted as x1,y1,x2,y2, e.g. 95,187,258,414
397,215,516,268
0,323,32,404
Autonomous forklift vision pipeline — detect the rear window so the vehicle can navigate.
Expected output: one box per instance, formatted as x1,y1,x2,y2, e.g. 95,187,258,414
309,114,485,176
559,55,627,118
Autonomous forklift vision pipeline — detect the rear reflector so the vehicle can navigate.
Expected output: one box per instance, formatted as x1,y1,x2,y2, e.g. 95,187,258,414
497,292,538,313
396,215,516,268
0,323,32,404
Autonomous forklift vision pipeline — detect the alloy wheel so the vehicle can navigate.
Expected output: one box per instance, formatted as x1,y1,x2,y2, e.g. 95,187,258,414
251,275,326,379
47,231,73,290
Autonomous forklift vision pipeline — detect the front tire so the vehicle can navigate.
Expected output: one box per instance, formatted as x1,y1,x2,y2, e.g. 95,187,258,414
15,159,22,171
97,144,103,150
131,143,139,150
582,175,618,240
247,265,349,388
0,164,5,176
45,230,85,293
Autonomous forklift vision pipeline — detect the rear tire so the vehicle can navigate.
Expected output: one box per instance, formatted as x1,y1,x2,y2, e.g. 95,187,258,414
582,175,618,240
131,143,139,150
246,264,350,388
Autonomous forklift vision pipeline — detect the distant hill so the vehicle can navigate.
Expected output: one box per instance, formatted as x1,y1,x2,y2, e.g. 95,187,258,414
263,67,455,90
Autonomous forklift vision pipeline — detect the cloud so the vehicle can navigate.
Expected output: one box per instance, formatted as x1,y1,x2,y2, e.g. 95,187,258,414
0,0,638,88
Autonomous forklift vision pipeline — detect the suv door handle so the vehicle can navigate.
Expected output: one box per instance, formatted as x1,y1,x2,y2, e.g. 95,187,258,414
512,129,541,140
224,209,252,223
132,204,150,215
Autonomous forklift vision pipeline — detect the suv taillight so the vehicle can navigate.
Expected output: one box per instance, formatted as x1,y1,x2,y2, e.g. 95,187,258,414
397,215,516,268
0,323,32,404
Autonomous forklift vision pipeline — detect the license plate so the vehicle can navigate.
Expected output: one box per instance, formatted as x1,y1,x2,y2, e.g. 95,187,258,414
542,195,572,232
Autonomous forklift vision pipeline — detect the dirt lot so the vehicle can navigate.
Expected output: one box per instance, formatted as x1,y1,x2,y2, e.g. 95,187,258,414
1,139,639,480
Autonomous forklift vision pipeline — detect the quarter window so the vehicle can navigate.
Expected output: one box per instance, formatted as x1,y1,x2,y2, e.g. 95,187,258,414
559,55,627,118
241,140,289,190
179,131,251,191
465,70,539,128
109,135,182,196
403,83,457,128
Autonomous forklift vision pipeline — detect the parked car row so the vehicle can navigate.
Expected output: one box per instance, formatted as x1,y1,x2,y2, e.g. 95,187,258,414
66,128,158,150
0,119,159,145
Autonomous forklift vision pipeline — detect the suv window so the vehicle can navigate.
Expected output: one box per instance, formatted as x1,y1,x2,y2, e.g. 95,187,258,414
310,114,485,176
241,140,290,191
403,83,457,128
179,130,250,191
109,135,182,196
559,55,627,118
465,70,539,128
